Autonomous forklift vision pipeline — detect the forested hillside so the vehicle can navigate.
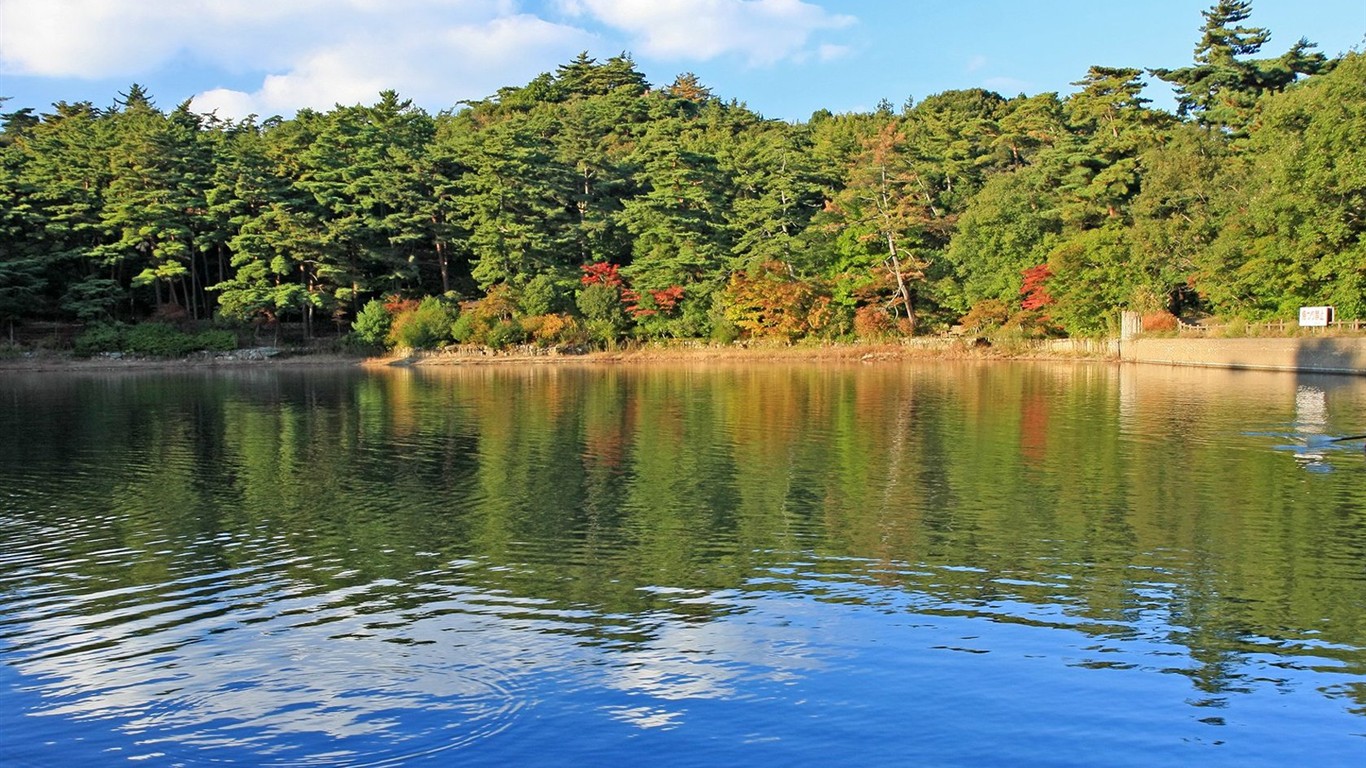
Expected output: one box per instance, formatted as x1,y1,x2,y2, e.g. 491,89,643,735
1,1,1361,349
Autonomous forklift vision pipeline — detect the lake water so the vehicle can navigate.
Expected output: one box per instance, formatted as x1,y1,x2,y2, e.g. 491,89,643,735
1,361,1364,767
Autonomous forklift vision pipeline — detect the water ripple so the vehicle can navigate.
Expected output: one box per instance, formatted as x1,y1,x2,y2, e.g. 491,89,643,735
4,564,536,766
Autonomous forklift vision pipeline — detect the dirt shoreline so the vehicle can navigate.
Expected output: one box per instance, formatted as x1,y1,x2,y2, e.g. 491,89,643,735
0,340,1084,373
7,337,1365,375
362,340,1089,368
0,350,370,373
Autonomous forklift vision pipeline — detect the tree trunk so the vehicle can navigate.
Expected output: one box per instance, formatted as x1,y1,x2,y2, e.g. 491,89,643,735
884,230,916,335
879,165,917,335
186,272,198,321
436,239,449,295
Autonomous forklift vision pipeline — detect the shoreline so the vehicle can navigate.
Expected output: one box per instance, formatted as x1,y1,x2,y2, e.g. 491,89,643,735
363,341,1035,368
5,335,1365,376
0,350,370,374
0,339,1092,374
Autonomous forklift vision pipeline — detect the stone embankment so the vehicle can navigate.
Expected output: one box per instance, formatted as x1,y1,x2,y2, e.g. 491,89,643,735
1120,337,1366,376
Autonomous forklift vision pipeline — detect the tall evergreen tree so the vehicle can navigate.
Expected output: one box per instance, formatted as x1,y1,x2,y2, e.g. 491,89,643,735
1152,0,1329,135
17,101,124,320
96,89,211,317
1200,53,1366,318
458,109,577,290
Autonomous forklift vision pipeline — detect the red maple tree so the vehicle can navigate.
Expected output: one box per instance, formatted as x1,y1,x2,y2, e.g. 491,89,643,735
1020,264,1054,312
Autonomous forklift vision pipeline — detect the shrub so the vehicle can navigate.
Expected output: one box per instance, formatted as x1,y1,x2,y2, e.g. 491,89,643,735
960,299,1011,335
710,324,740,345
74,322,238,357
451,285,525,347
485,320,527,348
853,306,895,339
523,313,586,346
1216,317,1249,338
73,323,126,357
124,323,199,356
387,296,456,350
721,263,832,341
451,311,482,344
520,273,572,316
576,282,629,346
1141,311,1179,333
351,299,392,346
1003,310,1061,340
193,329,238,352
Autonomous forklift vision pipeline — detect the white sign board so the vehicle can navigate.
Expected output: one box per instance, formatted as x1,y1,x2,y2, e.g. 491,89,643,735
1299,306,1334,327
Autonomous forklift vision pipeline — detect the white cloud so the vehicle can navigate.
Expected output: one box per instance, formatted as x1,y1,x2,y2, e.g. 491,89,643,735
1,0,180,77
966,54,988,73
196,14,591,118
817,43,851,62
191,88,260,119
0,0,858,118
1,1,593,119
564,0,856,65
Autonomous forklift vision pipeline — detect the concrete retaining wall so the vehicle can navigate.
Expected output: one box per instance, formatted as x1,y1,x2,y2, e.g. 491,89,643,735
1121,337,1366,375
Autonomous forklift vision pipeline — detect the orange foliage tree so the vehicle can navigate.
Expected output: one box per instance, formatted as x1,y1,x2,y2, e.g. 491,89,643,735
721,262,833,341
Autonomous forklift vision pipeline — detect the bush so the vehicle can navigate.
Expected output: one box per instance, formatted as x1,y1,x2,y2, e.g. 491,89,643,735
485,320,528,349
853,306,895,339
1002,310,1061,340
576,282,629,346
75,322,239,357
451,311,481,344
710,315,740,344
720,264,831,341
193,329,239,352
523,313,586,346
520,273,572,316
387,297,456,350
351,299,391,346
124,323,200,356
73,323,126,357
1141,311,1179,332
960,299,1011,335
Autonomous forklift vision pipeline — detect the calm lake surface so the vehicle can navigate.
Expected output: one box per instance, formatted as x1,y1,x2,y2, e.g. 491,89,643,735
2,361,1364,767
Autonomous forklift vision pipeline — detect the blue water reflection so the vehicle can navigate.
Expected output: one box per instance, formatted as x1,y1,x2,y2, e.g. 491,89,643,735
1,363,1364,766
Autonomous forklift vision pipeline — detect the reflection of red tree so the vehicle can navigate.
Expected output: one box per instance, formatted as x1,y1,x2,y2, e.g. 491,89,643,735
583,394,635,473
1020,391,1049,466
584,423,626,471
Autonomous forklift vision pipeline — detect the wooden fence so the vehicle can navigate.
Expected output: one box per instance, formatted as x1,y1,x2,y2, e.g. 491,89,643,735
1176,318,1366,336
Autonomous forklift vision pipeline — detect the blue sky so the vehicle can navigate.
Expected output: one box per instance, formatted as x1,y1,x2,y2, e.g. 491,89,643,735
1,0,1362,122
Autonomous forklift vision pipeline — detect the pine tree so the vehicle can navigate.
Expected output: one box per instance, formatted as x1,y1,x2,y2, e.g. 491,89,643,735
1151,0,1329,135
96,89,211,318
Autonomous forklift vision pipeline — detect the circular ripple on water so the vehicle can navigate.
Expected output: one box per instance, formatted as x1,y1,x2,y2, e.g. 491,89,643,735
125,656,529,767
2,552,535,767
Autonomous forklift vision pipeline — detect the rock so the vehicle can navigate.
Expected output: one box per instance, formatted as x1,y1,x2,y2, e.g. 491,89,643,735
238,347,280,360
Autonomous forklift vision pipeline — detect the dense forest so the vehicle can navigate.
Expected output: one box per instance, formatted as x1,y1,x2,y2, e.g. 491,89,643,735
0,1,1362,350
